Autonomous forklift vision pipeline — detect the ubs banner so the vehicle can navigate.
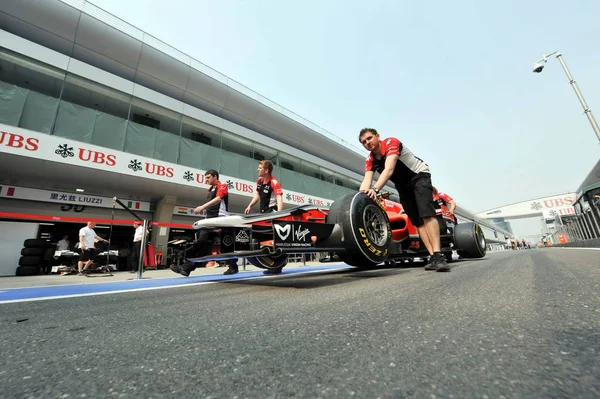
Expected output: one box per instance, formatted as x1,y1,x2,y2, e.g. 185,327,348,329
0,124,334,208
542,207,576,220
477,193,577,220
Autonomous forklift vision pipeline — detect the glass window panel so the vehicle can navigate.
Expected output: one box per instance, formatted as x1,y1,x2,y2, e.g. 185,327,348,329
179,137,221,171
153,130,179,163
180,116,221,149
53,101,96,143
321,168,335,184
220,150,255,181
221,130,253,158
252,142,278,162
20,91,59,133
124,121,156,157
130,98,181,136
348,178,361,191
279,152,302,172
61,74,130,119
0,82,27,126
301,174,325,197
302,161,324,180
91,112,127,151
0,49,65,99
280,168,304,193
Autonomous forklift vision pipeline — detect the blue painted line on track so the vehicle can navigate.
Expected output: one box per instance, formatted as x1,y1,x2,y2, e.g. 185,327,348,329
0,264,351,303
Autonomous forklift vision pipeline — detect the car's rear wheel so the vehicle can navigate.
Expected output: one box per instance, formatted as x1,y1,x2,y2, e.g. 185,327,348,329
327,193,391,268
453,222,486,258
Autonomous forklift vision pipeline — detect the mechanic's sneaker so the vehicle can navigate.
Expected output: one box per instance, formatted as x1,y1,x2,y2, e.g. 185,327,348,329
177,262,196,277
223,266,238,275
435,253,450,272
424,255,438,271
263,267,283,275
170,263,181,275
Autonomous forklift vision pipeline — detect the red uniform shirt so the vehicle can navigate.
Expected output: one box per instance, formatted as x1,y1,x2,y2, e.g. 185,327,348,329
365,137,430,186
256,176,283,212
205,180,229,218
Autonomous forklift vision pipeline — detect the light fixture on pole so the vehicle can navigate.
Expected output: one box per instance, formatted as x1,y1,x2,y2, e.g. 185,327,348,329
532,51,600,145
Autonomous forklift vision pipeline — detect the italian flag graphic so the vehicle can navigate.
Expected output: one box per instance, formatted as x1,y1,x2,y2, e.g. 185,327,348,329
1,186,16,196
127,201,140,209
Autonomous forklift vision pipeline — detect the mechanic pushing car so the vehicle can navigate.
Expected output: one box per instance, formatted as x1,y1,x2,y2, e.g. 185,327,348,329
244,160,285,275
171,169,239,277
358,128,450,272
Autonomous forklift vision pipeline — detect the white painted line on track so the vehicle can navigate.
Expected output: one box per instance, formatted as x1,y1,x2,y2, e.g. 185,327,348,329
548,247,600,251
0,280,219,304
0,266,351,304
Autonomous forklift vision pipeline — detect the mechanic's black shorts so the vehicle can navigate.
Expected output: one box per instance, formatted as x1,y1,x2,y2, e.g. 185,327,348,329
397,173,436,227
79,248,96,262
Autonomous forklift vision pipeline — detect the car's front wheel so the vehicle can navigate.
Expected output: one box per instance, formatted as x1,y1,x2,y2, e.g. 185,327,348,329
327,193,391,268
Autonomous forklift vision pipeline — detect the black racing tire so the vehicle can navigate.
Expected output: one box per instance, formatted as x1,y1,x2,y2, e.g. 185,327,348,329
247,253,288,269
21,247,46,256
15,266,41,276
23,239,49,248
326,192,391,268
453,222,486,258
19,256,43,266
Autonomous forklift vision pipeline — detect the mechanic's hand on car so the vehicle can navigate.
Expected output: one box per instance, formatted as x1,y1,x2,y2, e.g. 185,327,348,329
193,205,204,215
244,206,252,214
361,188,378,200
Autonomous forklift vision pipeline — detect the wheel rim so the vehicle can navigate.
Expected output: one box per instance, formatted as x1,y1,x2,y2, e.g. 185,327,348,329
476,225,486,249
362,204,389,247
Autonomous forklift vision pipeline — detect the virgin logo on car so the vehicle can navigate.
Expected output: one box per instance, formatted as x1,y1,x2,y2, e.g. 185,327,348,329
274,224,291,240
295,225,310,241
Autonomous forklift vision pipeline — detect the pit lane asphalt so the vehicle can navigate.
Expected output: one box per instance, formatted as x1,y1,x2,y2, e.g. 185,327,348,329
1,249,599,398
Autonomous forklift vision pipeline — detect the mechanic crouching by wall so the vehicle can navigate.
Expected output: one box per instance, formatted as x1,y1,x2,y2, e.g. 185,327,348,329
358,128,450,272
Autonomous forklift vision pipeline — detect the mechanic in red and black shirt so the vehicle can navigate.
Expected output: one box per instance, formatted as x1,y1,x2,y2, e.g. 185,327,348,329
359,128,450,272
245,160,285,274
245,160,284,214
432,186,456,223
172,169,238,276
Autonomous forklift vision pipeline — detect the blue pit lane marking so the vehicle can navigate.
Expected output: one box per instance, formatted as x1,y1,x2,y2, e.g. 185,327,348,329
0,264,351,304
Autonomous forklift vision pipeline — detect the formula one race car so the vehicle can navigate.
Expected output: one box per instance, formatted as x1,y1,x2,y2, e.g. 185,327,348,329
185,192,487,270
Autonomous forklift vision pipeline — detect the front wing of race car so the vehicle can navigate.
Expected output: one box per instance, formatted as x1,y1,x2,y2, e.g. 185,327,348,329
187,206,347,265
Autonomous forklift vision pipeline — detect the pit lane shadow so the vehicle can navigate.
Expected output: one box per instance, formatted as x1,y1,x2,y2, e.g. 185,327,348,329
224,266,415,290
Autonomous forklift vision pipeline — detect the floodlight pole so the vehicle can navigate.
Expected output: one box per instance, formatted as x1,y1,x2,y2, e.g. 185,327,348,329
535,51,600,144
